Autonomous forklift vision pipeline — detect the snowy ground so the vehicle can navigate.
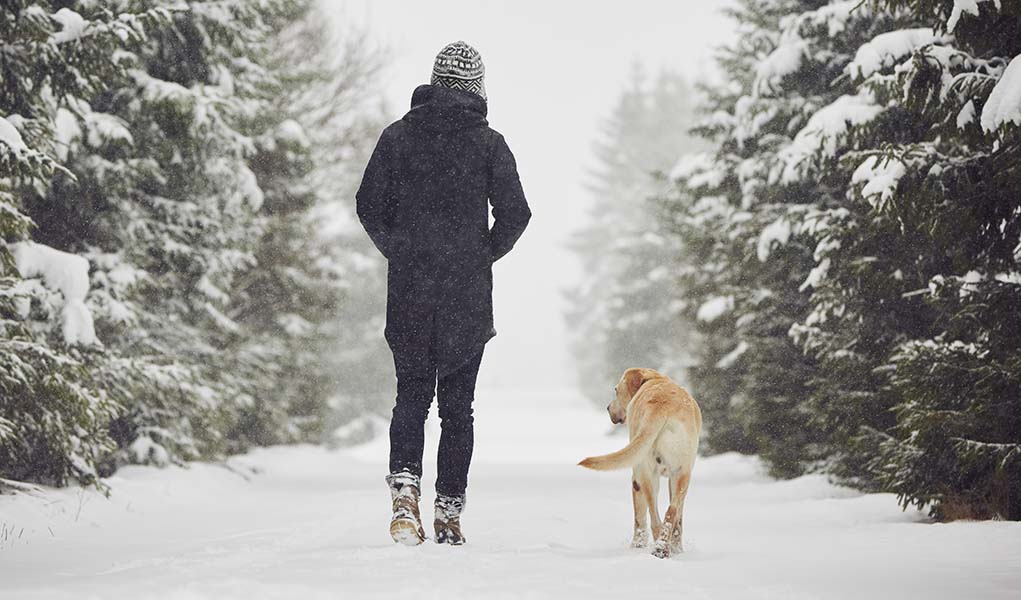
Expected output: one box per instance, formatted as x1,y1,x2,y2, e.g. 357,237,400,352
2,389,1020,600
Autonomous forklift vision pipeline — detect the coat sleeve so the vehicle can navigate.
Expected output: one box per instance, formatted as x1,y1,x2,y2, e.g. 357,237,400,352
356,127,398,260
488,133,531,262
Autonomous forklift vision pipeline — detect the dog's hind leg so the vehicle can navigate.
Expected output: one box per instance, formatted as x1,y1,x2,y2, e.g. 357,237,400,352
669,511,683,554
666,473,683,554
652,471,690,559
645,469,661,540
630,467,650,548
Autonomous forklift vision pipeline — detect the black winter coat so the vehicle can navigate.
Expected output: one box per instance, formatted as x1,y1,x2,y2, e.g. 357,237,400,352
356,84,531,376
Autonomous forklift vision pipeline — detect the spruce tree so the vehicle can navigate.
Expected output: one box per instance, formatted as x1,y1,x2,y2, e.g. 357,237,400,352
735,1,923,481
31,0,299,466
844,0,1021,518
3,0,388,484
651,0,805,458
1,0,171,484
223,1,389,447
658,0,871,472
666,0,1021,514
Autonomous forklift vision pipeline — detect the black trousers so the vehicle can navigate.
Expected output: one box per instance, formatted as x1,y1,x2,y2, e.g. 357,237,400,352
389,349,484,497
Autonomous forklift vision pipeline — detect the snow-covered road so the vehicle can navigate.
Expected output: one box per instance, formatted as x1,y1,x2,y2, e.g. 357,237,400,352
2,389,1019,599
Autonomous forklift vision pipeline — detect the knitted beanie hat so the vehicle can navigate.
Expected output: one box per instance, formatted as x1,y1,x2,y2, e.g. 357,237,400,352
431,41,486,101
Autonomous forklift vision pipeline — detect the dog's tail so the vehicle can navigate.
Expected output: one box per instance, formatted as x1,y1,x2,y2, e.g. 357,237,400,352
578,420,662,471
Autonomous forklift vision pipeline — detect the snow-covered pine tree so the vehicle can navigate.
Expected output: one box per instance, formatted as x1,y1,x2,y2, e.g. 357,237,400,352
568,70,705,406
739,8,950,493
659,0,906,475
22,0,298,467
728,1,922,480
837,0,1021,518
222,1,389,447
1,1,171,485
2,0,388,484
655,153,756,455
715,0,1021,514
3,0,386,485
659,0,1021,513
651,0,803,458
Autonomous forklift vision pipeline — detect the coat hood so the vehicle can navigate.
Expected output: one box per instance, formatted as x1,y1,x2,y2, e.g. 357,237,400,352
403,84,488,133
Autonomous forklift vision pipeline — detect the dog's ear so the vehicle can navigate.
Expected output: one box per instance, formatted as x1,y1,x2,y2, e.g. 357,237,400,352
624,368,652,397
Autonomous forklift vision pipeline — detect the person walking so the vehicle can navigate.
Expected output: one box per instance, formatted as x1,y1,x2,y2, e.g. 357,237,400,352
356,41,531,546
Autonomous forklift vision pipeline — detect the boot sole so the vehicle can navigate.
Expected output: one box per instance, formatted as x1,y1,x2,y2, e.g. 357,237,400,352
390,519,425,546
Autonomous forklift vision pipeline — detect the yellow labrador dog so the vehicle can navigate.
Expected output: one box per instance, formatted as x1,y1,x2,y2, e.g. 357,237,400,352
579,368,702,558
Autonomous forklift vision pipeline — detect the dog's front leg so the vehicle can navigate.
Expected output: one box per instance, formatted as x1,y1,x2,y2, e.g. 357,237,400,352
630,468,650,547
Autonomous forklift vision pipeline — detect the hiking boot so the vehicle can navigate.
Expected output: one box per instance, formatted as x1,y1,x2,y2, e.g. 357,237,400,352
386,471,426,545
434,493,466,545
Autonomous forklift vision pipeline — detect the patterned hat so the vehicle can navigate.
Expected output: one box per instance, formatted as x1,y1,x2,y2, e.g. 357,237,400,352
431,41,486,101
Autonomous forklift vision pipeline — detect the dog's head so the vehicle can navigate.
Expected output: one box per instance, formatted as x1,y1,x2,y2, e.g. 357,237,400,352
607,368,660,424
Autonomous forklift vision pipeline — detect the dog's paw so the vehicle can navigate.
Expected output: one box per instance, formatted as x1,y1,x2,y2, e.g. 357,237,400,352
630,530,649,548
669,528,684,554
651,542,670,559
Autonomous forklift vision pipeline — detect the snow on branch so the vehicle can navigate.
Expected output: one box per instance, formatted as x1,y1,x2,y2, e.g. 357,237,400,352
851,155,907,210
805,0,870,36
9,241,98,346
733,96,780,147
952,437,1021,470
754,0,873,95
947,0,1001,33
0,116,28,152
778,94,883,184
50,8,89,44
981,53,1021,136
85,112,134,148
757,217,793,262
697,295,734,323
715,340,749,369
845,29,950,80
670,152,721,188
800,258,832,292
1,114,75,181
755,39,807,96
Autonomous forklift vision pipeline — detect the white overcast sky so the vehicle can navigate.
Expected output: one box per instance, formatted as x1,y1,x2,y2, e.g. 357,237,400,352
323,0,737,389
